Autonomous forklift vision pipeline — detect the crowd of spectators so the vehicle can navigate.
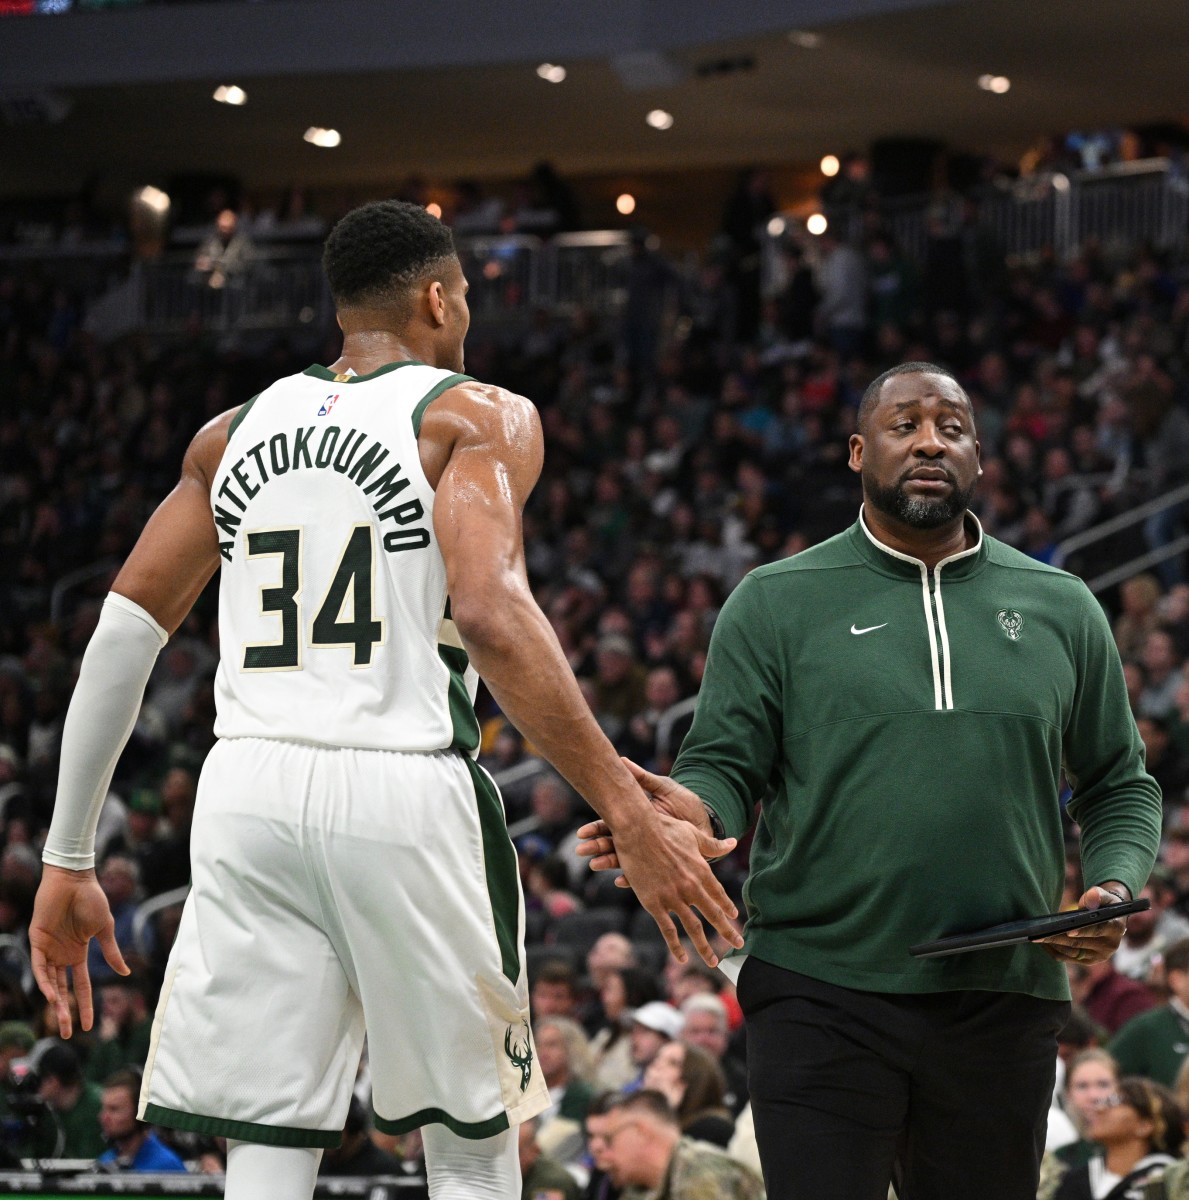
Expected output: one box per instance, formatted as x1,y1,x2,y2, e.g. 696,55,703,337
1,171,1189,1189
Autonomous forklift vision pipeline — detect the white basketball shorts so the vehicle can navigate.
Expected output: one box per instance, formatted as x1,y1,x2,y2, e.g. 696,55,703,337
139,736,548,1147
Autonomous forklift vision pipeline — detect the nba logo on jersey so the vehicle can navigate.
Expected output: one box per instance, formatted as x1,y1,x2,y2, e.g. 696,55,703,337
318,394,339,417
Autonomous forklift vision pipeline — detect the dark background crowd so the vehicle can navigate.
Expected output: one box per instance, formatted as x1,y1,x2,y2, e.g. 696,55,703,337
1,136,1189,1192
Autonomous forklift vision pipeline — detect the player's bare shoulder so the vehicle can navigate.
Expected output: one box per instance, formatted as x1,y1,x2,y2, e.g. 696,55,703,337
184,406,241,490
417,378,542,490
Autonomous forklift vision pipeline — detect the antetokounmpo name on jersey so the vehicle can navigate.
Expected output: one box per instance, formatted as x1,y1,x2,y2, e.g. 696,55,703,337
214,425,429,561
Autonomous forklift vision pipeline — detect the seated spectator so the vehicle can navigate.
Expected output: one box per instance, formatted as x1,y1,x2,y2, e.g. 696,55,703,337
1111,938,1189,1086
624,1001,683,1091
533,961,583,1021
1048,1077,1182,1200
1113,574,1164,662
1048,1048,1121,1176
589,966,662,1092
680,993,749,1116
96,1068,186,1172
1139,631,1182,720
535,1014,597,1130
1112,877,1189,983
318,1096,403,1177
518,1115,581,1200
528,854,584,921
34,1041,106,1158
600,1090,764,1199
1138,716,1189,808
87,854,144,982
642,1040,734,1148
86,978,153,1083
586,933,638,993
1069,957,1157,1036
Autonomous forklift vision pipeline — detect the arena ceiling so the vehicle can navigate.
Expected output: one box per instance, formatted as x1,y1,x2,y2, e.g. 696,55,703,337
0,0,1185,196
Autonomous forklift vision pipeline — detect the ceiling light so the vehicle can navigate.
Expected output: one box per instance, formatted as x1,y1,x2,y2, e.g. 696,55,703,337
820,154,840,177
303,127,341,148
135,186,171,215
978,74,1011,94
645,109,674,131
806,213,828,236
426,202,442,219
536,63,567,83
616,193,637,216
212,85,247,106
766,216,786,238
788,30,822,49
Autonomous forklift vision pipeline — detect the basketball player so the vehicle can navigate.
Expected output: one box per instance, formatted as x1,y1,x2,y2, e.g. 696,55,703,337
29,200,741,1200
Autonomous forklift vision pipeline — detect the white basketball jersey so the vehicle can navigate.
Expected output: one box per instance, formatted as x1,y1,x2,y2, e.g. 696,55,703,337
210,361,480,754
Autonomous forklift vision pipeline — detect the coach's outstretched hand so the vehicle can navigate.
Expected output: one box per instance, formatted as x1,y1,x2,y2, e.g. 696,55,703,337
579,759,742,966
30,865,130,1039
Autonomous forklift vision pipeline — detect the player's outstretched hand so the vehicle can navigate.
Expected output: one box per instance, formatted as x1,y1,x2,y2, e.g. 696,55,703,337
579,759,743,969
1038,883,1131,966
577,758,721,874
29,865,129,1038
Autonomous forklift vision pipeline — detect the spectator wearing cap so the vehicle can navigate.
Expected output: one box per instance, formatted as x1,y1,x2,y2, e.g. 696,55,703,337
96,1068,186,1172
35,1041,106,1158
103,787,163,870
1112,875,1189,984
625,1001,683,1091
0,1021,34,1077
590,967,662,1093
1110,938,1189,1087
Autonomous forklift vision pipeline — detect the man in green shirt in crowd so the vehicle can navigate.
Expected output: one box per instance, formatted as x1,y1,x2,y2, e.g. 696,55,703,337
1110,935,1189,1085
581,362,1161,1200
35,1042,106,1159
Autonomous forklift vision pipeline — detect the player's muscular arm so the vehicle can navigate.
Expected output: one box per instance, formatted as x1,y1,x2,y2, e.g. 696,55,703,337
424,384,742,966
32,410,231,1038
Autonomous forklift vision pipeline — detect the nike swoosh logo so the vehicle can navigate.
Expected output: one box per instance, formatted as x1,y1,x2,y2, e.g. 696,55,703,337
850,623,888,635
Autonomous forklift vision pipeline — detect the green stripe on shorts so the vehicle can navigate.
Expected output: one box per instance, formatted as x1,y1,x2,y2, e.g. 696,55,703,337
143,1102,341,1148
464,757,521,986
374,1104,510,1140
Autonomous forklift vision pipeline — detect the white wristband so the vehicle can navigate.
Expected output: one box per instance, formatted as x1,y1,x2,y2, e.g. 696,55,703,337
42,593,167,872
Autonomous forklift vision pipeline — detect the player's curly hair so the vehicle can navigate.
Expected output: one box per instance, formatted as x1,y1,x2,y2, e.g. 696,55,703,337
322,199,456,311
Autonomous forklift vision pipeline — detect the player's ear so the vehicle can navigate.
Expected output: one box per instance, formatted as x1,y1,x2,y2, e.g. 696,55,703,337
427,281,447,327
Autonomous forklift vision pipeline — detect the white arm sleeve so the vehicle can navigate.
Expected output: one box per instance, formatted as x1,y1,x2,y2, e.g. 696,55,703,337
42,592,168,872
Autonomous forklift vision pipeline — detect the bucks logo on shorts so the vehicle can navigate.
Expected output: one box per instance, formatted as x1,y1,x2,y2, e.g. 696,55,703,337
997,609,1024,641
504,1020,533,1092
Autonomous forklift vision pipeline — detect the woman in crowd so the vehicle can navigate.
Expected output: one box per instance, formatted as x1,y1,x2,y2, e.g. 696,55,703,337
1050,1077,1184,1200
589,965,661,1091
641,1039,734,1147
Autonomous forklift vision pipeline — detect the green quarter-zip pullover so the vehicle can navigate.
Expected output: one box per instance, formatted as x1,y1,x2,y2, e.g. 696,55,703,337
674,511,1162,1001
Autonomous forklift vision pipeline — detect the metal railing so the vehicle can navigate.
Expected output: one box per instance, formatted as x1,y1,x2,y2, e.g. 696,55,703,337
1051,481,1189,593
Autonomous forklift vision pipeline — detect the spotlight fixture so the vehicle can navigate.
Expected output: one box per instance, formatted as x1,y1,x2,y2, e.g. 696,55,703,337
212,85,247,106
303,127,342,148
616,193,637,216
806,213,828,236
820,155,840,177
977,74,1011,94
645,109,674,131
536,63,567,83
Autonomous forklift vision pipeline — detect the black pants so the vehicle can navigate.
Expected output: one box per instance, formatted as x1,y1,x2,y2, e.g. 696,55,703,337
736,957,1069,1200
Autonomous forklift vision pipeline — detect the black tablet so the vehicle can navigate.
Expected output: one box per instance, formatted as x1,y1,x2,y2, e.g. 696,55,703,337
908,898,1150,959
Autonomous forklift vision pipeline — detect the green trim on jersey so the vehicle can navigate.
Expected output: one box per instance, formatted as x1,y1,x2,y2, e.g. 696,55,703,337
412,372,473,436
465,756,521,986
374,1103,510,1140
302,360,424,383
143,1103,340,1149
438,642,481,753
226,393,260,442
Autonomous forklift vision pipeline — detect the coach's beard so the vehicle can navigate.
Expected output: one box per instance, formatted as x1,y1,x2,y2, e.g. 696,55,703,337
865,470,977,530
